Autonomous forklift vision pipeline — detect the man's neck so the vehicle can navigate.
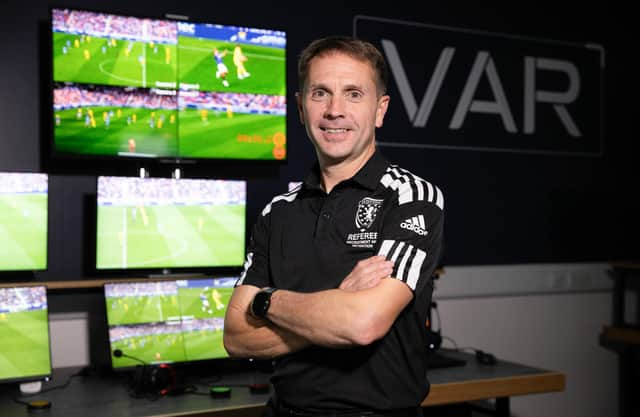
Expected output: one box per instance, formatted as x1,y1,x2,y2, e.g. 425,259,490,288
318,147,375,193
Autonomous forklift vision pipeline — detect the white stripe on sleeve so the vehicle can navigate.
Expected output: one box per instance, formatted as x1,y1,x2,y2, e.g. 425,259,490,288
406,248,427,290
378,240,395,258
235,252,254,286
390,242,405,263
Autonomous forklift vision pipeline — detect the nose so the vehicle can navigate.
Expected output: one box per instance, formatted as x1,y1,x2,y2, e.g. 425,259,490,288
324,95,346,119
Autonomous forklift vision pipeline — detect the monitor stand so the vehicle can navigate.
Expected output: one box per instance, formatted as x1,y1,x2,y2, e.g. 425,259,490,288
147,270,206,279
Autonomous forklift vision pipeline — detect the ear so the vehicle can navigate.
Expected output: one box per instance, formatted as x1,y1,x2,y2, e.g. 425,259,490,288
295,92,305,125
375,95,390,128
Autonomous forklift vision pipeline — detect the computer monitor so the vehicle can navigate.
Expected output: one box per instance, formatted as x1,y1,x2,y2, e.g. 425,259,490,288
0,285,52,384
51,7,287,163
0,172,48,272
104,277,235,369
95,176,246,272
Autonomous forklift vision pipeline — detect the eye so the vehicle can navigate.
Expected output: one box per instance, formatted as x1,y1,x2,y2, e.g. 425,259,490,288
310,89,328,100
346,90,363,102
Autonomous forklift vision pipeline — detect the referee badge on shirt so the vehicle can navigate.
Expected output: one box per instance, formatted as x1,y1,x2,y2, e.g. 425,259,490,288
355,197,384,231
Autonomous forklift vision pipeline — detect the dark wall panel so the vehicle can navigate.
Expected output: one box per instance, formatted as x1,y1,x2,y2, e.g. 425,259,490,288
0,1,636,283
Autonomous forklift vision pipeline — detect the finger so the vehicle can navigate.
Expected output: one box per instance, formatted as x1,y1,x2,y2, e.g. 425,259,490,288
356,255,387,268
346,263,393,285
355,259,393,274
365,260,394,276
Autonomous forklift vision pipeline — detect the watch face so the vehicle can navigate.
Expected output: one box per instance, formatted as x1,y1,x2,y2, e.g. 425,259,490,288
252,290,272,317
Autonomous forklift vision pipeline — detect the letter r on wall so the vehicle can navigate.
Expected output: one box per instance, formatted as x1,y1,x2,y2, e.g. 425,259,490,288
524,57,582,137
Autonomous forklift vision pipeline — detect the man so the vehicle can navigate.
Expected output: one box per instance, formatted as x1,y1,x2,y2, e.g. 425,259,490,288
213,48,230,87
233,44,250,80
224,36,444,417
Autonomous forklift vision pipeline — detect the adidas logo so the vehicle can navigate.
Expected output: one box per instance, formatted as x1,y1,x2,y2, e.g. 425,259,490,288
400,215,428,236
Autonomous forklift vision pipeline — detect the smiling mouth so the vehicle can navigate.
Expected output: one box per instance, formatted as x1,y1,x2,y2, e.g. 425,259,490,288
321,128,349,133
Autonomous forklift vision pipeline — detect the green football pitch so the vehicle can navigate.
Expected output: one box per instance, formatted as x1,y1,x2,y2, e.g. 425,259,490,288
105,293,181,326
177,109,286,160
105,286,234,325
178,286,234,361
0,194,47,271
96,204,245,269
177,36,286,96
111,331,188,366
54,106,285,160
53,33,177,89
0,309,51,380
53,31,286,160
54,107,178,157
109,327,228,367
52,32,285,96
106,286,233,366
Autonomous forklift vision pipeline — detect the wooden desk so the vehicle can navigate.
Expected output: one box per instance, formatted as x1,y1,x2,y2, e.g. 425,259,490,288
425,354,563,403
0,351,564,417
423,350,564,416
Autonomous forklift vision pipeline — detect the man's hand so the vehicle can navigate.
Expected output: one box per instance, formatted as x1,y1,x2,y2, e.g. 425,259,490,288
339,256,394,291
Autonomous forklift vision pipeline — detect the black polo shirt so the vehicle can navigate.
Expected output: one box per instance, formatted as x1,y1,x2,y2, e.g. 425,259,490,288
237,151,444,412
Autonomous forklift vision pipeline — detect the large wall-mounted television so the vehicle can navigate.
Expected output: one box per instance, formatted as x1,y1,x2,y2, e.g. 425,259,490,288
104,277,235,369
96,176,246,272
0,173,48,272
51,7,287,163
0,285,52,384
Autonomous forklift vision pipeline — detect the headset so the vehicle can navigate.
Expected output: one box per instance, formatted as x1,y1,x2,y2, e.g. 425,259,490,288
114,349,176,397
129,363,177,396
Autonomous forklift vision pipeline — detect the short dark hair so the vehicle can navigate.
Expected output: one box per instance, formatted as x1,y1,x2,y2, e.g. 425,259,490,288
297,36,388,97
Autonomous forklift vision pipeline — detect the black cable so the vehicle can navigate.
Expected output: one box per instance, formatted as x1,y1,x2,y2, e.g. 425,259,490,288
453,346,480,353
441,335,459,350
11,369,86,408
432,302,442,332
429,302,497,364
13,369,84,400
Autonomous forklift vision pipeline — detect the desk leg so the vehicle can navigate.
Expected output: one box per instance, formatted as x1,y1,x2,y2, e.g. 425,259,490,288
495,397,510,417
612,268,625,327
468,398,510,417
619,348,632,417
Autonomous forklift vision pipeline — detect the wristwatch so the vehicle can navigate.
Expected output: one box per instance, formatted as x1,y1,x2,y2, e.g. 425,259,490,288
250,287,278,318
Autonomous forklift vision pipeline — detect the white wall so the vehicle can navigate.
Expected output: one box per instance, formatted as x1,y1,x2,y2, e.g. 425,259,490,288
436,293,617,417
49,312,90,368
433,263,618,417
48,263,620,417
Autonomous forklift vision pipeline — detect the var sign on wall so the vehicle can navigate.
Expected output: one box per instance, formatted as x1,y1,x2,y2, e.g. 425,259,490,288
354,16,604,156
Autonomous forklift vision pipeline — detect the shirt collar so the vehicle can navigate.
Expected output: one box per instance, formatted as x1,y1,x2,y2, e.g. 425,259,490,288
302,150,388,192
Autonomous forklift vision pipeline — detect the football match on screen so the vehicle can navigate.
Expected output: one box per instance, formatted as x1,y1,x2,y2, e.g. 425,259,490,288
105,279,235,367
0,287,51,381
96,177,246,270
52,8,287,161
0,173,48,272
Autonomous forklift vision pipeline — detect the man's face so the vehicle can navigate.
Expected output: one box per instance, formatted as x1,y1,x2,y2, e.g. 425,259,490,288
297,52,389,165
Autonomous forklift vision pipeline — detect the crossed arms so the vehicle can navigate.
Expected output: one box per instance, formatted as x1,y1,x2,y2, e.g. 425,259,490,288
223,256,413,359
